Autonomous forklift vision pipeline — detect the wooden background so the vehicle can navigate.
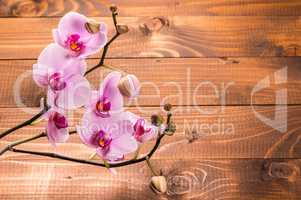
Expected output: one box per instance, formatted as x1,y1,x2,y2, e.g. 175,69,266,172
0,0,301,199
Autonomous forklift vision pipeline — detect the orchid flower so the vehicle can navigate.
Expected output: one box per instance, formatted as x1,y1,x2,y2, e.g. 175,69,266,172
77,113,138,161
87,71,124,118
127,112,159,143
33,43,91,110
43,108,69,146
53,12,107,57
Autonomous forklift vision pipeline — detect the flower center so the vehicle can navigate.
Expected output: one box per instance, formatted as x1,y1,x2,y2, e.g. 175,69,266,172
97,130,112,149
66,34,85,53
134,119,151,139
49,73,66,91
95,97,111,117
52,112,68,129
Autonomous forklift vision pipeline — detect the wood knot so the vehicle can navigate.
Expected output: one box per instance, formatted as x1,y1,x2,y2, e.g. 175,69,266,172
10,0,47,17
262,160,300,182
139,17,169,36
167,175,192,196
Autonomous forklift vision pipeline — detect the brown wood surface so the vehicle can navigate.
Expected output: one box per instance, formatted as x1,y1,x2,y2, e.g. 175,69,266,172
0,1,301,199
0,106,300,159
1,57,300,108
1,0,301,17
0,16,301,59
0,158,300,199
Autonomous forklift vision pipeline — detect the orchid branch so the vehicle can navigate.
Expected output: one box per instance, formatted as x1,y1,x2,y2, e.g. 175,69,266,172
0,108,47,140
2,112,174,169
84,6,125,76
0,130,77,156
8,132,166,168
0,6,126,140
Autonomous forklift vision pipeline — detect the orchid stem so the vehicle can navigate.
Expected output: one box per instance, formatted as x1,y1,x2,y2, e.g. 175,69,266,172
0,132,46,156
84,7,122,76
146,156,158,176
7,133,166,168
0,108,47,140
0,130,76,156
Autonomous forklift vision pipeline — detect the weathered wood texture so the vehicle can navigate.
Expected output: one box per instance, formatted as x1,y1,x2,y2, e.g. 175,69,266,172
1,57,300,108
0,106,300,159
0,1,301,199
1,0,301,17
1,16,301,59
0,158,300,199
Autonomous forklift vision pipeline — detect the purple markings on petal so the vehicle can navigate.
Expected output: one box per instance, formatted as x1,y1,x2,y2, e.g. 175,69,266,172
97,130,112,153
134,118,151,142
65,34,85,54
52,112,68,129
49,73,67,91
95,97,111,118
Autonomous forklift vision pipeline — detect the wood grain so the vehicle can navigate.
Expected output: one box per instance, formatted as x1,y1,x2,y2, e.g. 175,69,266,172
0,106,300,159
1,0,301,17
0,57,300,108
0,158,300,199
1,16,301,59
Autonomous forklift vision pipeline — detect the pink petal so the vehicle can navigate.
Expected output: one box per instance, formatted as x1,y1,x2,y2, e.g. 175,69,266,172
77,125,99,149
47,116,69,146
99,72,123,114
52,29,65,47
32,64,48,87
137,125,158,143
55,75,91,109
38,43,87,77
58,12,89,39
104,134,138,161
81,24,107,57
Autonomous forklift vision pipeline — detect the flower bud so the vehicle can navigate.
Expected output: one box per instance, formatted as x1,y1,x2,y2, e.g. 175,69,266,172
151,114,163,127
110,5,118,13
117,24,129,34
164,103,172,111
150,176,167,194
85,20,100,34
118,74,140,98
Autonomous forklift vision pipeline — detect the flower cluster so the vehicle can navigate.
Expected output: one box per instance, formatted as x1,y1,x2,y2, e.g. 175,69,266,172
32,12,159,162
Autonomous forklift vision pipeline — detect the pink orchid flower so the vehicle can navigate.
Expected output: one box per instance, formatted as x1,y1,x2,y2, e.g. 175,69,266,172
77,113,138,161
33,43,91,109
53,12,107,57
127,112,158,143
43,109,69,146
87,71,124,118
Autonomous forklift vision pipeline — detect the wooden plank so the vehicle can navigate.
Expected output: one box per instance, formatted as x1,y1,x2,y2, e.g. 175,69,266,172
0,57,300,107
0,106,300,159
0,158,300,199
1,0,301,17
0,16,301,59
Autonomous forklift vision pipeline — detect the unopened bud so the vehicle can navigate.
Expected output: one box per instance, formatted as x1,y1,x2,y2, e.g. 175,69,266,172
110,5,118,13
85,20,100,34
117,24,129,34
163,103,172,111
118,74,140,98
151,114,163,127
150,176,167,194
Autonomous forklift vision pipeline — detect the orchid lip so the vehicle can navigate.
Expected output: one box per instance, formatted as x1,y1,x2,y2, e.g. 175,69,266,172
53,112,68,129
65,34,85,53
49,72,66,91
97,130,112,150
95,97,111,118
